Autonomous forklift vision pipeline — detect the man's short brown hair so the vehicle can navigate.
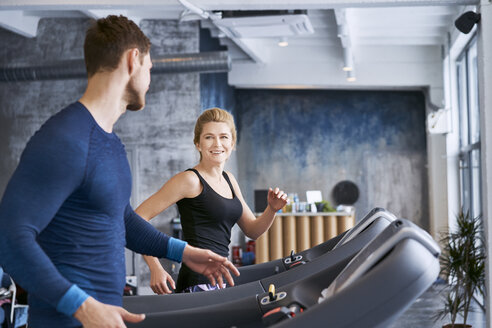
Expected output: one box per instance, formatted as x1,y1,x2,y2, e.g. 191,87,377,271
84,15,151,77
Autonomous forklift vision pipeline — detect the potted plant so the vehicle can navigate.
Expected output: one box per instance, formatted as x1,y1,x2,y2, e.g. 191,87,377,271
314,200,335,212
436,209,486,328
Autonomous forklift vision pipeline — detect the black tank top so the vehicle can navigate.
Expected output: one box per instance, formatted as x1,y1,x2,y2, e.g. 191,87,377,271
176,168,243,291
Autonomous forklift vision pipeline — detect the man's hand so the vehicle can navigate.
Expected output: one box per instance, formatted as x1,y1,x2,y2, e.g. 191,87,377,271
74,296,145,328
182,245,240,287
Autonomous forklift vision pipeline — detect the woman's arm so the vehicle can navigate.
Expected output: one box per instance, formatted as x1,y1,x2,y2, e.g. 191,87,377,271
228,173,287,240
135,171,202,294
135,171,201,222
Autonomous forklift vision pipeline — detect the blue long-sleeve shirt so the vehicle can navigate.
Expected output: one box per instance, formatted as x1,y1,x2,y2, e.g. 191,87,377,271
0,102,186,327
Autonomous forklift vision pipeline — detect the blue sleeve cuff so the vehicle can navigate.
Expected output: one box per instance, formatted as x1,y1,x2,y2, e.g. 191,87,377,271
166,237,187,262
56,285,89,316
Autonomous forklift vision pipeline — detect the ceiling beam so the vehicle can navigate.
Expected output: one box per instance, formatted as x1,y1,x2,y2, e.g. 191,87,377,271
0,0,479,11
229,60,443,89
357,36,447,45
81,9,141,25
0,10,40,37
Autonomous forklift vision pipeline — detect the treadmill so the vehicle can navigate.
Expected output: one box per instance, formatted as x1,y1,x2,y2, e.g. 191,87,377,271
272,218,441,328
128,219,439,328
124,208,395,315
234,207,397,285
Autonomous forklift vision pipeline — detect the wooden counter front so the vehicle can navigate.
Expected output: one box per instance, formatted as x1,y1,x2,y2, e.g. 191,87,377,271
255,212,355,264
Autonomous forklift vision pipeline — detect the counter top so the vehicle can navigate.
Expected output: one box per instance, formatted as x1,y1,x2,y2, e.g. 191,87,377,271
255,212,354,217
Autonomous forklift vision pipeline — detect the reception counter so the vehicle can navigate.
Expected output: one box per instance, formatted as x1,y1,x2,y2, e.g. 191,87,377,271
255,212,355,264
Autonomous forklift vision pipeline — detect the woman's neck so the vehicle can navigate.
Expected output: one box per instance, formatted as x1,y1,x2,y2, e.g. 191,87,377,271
195,162,225,180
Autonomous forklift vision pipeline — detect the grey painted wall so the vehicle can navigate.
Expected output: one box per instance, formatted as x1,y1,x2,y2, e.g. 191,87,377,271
235,89,429,230
0,18,201,292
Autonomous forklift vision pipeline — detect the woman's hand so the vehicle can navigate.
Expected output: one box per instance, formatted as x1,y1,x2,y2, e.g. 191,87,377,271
149,263,175,294
267,187,288,212
182,245,240,287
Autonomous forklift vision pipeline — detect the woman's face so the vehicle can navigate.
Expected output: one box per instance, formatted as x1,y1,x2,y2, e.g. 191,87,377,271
196,122,234,164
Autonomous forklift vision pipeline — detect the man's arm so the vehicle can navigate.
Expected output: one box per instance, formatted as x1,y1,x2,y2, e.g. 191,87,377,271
0,123,89,316
124,204,186,261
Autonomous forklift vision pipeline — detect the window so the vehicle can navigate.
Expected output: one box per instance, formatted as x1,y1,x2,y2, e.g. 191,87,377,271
456,37,481,219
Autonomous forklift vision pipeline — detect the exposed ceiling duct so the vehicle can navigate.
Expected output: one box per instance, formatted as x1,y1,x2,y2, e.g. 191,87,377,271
152,51,230,74
0,51,230,82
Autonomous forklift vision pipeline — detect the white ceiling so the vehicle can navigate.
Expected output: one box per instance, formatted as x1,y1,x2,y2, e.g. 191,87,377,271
0,0,478,92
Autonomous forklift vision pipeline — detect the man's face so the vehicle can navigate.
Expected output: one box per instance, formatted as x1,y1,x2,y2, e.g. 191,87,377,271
125,52,152,111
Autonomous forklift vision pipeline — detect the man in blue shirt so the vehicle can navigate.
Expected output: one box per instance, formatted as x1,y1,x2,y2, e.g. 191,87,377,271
0,15,239,327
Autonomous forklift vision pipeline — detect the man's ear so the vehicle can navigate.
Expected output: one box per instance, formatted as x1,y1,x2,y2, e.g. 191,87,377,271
126,48,140,75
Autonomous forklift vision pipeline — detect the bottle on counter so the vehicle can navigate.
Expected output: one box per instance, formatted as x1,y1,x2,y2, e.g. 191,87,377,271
293,193,299,213
285,193,295,213
242,239,256,265
232,245,242,267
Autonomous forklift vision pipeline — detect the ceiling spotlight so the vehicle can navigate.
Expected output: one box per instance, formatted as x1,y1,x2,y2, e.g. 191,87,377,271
343,48,354,71
346,70,356,82
455,11,481,34
278,36,289,47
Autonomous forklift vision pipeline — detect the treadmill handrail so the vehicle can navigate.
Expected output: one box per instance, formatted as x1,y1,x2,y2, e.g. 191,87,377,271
321,219,440,301
333,208,397,249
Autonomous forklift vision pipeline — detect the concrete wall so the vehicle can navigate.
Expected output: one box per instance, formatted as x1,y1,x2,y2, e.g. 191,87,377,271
0,19,88,195
0,18,201,292
235,89,429,230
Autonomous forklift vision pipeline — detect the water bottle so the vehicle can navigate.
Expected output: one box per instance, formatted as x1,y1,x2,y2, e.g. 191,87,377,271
293,193,299,213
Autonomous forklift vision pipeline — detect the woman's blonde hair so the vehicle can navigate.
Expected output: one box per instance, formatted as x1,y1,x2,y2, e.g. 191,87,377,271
194,107,237,146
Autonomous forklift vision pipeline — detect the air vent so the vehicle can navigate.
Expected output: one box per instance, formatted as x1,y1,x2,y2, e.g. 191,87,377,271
213,14,314,38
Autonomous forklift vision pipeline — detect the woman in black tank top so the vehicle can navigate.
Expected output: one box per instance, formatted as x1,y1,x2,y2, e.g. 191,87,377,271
136,108,288,294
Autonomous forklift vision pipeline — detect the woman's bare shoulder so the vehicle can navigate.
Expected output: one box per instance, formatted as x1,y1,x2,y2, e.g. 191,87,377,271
171,170,202,197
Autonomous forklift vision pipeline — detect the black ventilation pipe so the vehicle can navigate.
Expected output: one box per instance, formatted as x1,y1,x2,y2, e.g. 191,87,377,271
0,51,230,82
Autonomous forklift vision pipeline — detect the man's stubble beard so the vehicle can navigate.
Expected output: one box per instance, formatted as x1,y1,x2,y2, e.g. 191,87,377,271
124,79,145,112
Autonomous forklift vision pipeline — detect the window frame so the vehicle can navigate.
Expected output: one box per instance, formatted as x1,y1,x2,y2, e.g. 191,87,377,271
456,36,482,219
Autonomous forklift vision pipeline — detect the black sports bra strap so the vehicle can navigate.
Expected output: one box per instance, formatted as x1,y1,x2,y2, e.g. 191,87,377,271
186,168,209,192
186,168,236,197
186,168,204,182
222,171,236,197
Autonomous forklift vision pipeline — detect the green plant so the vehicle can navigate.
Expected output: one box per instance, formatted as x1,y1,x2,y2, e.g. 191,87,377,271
315,200,335,212
436,210,486,327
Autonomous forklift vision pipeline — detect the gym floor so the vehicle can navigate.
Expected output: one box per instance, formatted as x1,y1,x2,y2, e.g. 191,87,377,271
391,284,486,328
